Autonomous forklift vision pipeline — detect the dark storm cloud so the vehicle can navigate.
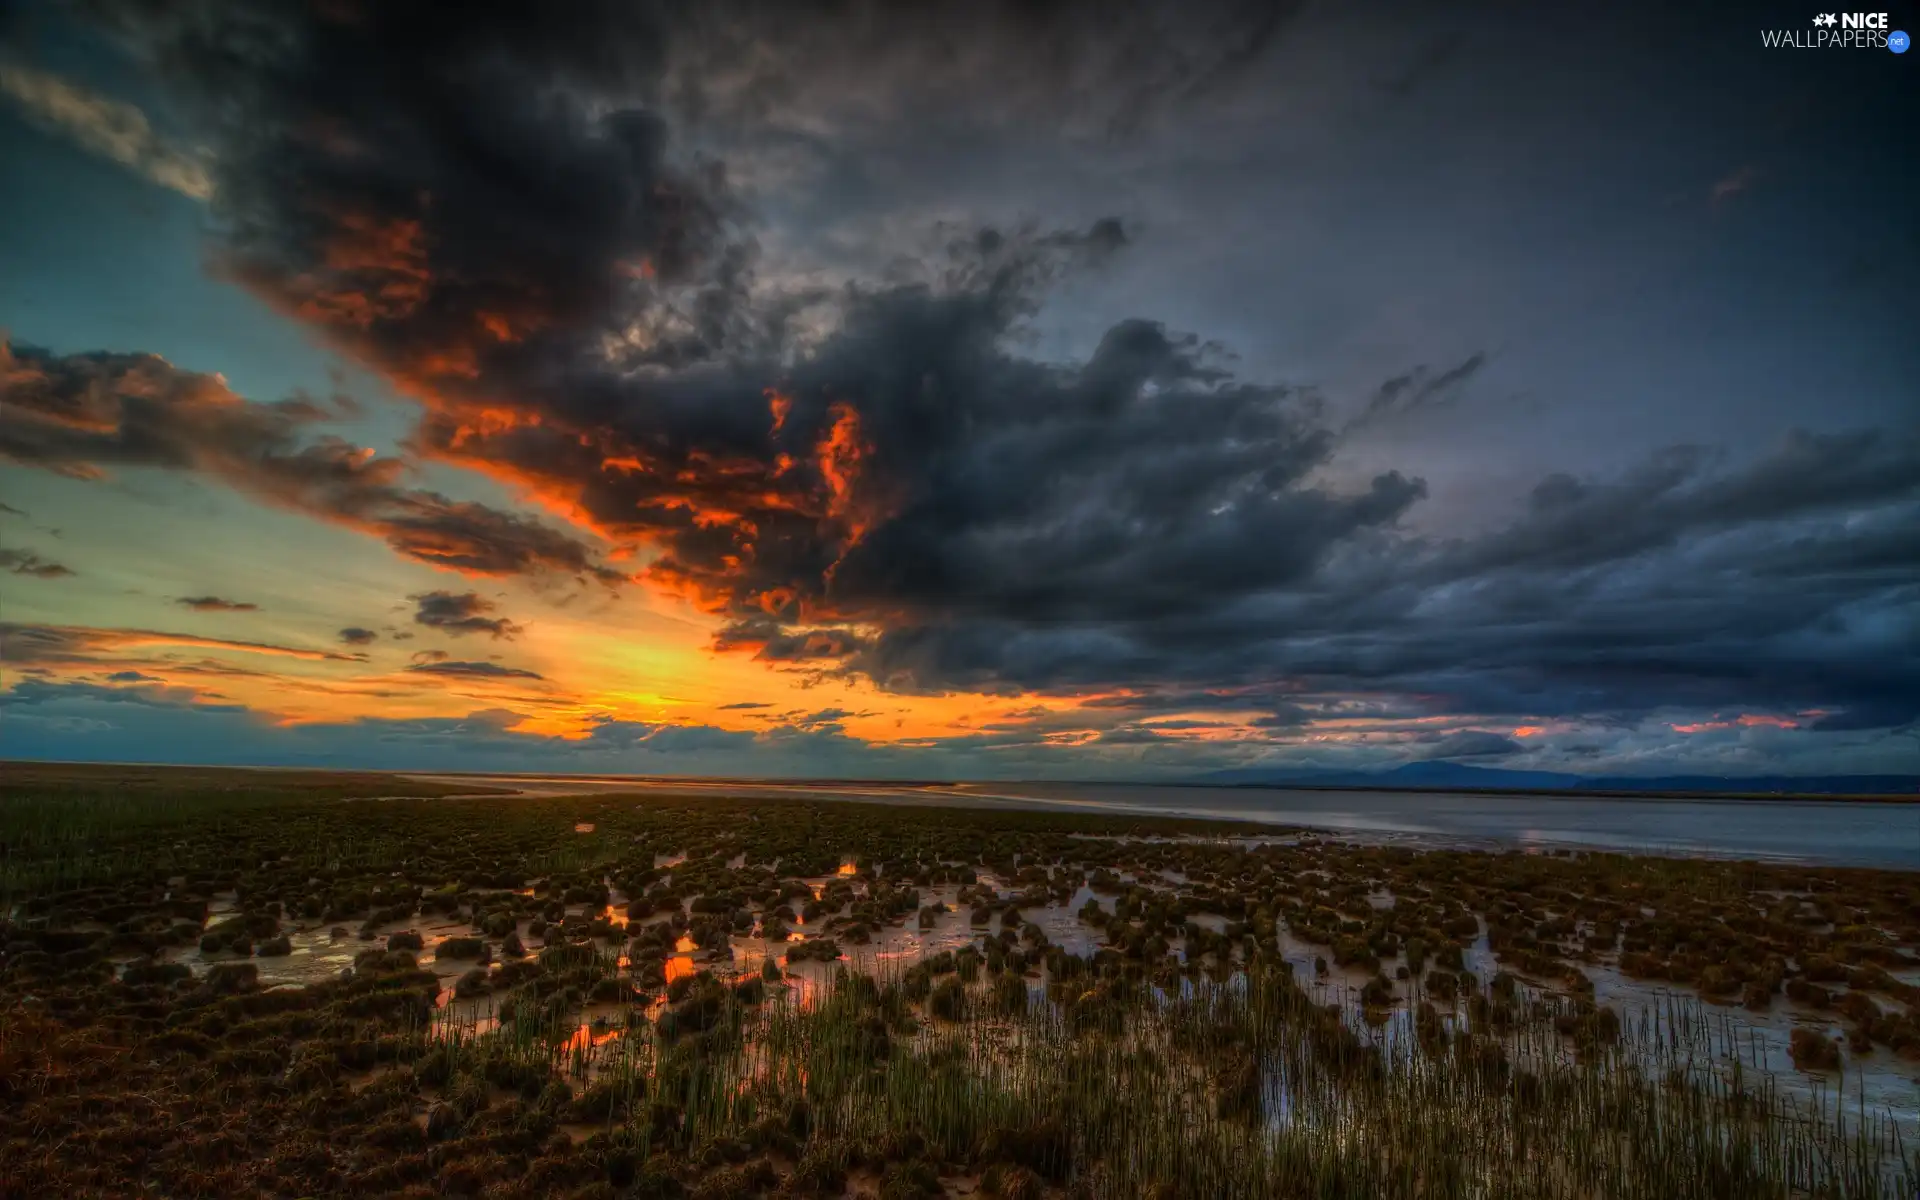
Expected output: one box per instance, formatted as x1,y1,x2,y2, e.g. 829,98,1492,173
86,0,732,382
808,421,1918,728
337,627,377,646
713,618,869,663
32,0,1920,767
47,1,1392,672
176,595,256,612
661,0,1296,139
405,660,544,681
0,547,75,578
410,591,521,640
0,340,620,582
1436,429,1920,577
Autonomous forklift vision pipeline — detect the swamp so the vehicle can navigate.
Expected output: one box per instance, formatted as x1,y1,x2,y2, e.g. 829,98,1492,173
2,763,1916,1198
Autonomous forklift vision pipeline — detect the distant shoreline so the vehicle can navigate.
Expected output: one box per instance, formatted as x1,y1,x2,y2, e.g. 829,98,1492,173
3,759,1916,805
392,767,1920,805
1208,781,1920,804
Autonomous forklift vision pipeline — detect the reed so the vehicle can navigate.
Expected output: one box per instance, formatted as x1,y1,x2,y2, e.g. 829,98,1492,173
5,764,1915,1197
404,957,1915,1198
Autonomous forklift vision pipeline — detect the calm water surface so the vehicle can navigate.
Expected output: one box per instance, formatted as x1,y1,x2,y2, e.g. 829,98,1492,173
952,783,1920,870
417,775,1920,870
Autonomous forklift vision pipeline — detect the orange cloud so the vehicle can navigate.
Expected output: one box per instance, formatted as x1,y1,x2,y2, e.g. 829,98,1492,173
0,340,619,583
1671,713,1799,734
295,212,431,330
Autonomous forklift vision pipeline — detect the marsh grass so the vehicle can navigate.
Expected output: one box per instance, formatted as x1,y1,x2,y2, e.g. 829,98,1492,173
410,952,1916,1198
6,764,1918,1197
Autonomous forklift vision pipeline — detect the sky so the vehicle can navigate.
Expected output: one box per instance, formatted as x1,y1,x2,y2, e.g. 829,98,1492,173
0,0,1915,781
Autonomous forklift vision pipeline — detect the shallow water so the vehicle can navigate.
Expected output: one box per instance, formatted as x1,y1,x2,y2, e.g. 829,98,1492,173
411,774,1920,870
958,783,1920,870
149,845,1920,1139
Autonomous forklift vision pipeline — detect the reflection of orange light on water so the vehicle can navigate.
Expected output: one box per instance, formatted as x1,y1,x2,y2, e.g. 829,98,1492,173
779,968,821,1010
561,1024,623,1054
665,955,696,983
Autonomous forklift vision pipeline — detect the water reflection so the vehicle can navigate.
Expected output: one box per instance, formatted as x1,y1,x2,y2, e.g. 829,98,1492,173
561,1022,622,1055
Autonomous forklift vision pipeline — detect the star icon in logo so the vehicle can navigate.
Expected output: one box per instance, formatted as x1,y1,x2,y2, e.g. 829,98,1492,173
1812,13,1837,26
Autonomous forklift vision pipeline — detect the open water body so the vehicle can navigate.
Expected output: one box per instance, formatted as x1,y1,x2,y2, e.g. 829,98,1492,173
410,774,1920,871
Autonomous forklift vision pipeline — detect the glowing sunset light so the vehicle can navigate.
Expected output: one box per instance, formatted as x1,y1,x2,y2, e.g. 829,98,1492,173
1,6,1914,1197
1671,714,1801,735
0,0,1909,788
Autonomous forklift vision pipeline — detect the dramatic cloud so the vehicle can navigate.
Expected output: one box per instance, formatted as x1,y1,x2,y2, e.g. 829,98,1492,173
337,627,377,646
0,62,214,199
1434,430,1920,577
176,595,257,612
0,547,74,578
0,340,621,582
30,0,1428,704
5,0,1912,778
410,591,520,639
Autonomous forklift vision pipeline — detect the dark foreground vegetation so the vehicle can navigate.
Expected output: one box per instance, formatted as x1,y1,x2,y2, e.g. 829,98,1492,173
1,763,1915,1197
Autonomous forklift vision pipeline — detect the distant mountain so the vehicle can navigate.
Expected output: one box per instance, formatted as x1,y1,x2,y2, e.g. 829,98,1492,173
1191,761,1920,796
